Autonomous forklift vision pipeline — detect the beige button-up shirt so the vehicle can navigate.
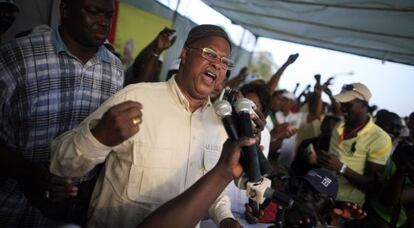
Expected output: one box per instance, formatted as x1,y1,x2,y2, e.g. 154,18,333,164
50,77,232,227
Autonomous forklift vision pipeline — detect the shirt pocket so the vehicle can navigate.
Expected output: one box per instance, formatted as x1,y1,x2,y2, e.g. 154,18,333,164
126,143,184,204
203,147,221,172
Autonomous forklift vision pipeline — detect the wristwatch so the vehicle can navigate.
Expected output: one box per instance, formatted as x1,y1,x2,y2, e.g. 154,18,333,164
339,164,347,174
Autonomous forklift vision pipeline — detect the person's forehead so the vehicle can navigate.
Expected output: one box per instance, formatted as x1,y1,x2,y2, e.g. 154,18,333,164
190,36,230,55
244,92,261,106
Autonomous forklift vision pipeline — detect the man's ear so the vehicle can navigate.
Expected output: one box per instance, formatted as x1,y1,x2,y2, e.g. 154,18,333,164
180,47,188,66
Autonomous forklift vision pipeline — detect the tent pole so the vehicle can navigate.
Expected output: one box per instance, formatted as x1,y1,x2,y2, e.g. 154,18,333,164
233,29,246,64
171,0,181,28
248,35,258,65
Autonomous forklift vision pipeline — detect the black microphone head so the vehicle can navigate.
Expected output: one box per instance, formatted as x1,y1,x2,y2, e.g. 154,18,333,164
234,97,253,113
214,100,233,119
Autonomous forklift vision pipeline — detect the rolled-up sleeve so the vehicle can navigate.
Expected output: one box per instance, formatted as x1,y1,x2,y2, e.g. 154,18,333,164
208,189,234,225
50,119,112,177
50,90,125,177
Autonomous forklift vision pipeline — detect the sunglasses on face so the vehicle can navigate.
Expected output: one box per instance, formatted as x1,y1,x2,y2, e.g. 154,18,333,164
187,47,234,70
341,84,367,101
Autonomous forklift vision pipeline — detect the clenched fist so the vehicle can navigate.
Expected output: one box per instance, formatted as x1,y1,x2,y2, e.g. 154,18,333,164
92,101,143,147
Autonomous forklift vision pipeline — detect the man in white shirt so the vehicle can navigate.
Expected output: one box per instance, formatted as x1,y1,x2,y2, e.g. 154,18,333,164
50,25,241,227
275,89,322,167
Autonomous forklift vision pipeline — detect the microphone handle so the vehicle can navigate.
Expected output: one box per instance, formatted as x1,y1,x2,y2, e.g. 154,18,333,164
238,112,261,183
236,111,263,218
221,115,239,141
256,144,273,176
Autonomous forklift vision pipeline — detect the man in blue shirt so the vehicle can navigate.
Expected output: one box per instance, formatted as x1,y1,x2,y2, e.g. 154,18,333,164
0,0,123,226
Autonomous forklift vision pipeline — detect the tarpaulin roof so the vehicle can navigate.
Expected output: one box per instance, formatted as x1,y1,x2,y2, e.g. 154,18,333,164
201,0,414,66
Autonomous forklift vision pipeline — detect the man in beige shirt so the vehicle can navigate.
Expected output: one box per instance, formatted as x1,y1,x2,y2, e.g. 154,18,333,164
49,25,241,227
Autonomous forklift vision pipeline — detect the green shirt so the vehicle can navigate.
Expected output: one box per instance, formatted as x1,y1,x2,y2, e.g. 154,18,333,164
330,117,392,204
368,161,411,227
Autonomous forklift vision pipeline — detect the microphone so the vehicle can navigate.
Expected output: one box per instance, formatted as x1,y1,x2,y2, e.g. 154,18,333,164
215,100,272,176
214,100,239,141
234,98,262,183
235,98,263,217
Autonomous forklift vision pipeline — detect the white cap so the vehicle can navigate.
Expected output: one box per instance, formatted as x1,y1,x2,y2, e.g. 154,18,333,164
281,90,296,101
334,82,372,103
242,73,265,86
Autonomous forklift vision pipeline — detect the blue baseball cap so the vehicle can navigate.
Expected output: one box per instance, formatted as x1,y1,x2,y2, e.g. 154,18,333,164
303,168,338,199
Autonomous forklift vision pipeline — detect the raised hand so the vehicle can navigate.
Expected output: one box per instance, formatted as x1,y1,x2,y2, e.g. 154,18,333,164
155,27,176,53
271,123,297,140
91,101,143,147
286,53,299,65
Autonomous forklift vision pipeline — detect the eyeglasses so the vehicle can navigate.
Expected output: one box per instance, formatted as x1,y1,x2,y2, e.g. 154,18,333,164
187,47,234,70
341,84,366,101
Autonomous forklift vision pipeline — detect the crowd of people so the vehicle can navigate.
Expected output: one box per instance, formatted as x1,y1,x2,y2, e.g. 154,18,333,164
0,0,413,227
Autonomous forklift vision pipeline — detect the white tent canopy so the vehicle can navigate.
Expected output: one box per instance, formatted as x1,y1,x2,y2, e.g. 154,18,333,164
201,0,414,66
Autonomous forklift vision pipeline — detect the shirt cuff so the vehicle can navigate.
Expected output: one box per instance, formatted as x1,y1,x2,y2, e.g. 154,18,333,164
74,119,112,159
210,204,235,225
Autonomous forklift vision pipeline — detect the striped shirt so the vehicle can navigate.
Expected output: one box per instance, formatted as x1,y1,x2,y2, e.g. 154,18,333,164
0,29,124,226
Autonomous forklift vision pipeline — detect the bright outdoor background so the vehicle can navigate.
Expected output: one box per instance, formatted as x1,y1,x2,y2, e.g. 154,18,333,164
157,0,414,117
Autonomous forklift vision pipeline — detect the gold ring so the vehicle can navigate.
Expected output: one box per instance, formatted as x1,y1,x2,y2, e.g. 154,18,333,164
132,117,140,125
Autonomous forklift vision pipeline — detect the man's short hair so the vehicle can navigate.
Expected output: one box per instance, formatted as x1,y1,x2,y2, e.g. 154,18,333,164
240,83,270,115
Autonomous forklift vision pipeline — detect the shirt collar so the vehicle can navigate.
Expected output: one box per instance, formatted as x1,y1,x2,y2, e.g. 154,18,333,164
167,75,211,113
337,116,374,136
51,28,111,63
357,116,374,135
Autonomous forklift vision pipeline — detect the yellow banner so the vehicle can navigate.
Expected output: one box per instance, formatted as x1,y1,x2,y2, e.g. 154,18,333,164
114,3,172,67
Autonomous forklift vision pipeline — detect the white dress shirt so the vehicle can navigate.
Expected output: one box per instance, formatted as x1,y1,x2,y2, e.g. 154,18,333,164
50,77,233,227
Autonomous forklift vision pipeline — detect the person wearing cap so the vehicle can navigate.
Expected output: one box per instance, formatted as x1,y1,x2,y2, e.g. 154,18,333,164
246,168,339,226
285,168,339,227
0,0,124,226
318,83,392,207
49,24,242,227
0,0,19,43
271,85,323,168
